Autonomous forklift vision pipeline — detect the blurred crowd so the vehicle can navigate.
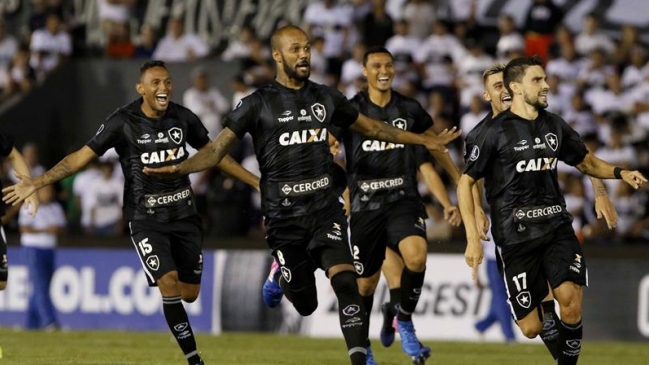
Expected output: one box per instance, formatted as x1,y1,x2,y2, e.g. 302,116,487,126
0,0,648,243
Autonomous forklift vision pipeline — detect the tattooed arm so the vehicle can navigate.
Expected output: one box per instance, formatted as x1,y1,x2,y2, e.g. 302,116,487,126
3,145,97,206
144,128,240,177
349,113,460,152
588,176,618,229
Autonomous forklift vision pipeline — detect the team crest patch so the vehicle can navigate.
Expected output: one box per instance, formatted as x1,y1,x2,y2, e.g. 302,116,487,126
311,103,326,122
354,261,364,275
145,255,160,271
280,266,292,282
168,127,183,145
545,133,558,151
392,118,407,130
566,339,581,349
516,291,531,308
469,145,480,161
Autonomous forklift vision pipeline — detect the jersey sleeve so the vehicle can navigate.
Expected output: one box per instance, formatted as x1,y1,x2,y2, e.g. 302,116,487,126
185,109,211,150
86,113,124,157
413,145,434,167
462,125,496,180
222,93,261,139
330,90,360,129
411,102,434,134
0,133,15,157
557,115,588,166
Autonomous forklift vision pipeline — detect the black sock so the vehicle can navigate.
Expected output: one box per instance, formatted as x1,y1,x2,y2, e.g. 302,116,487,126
397,267,425,322
162,296,201,365
389,287,401,311
331,271,367,365
540,300,559,360
361,294,374,347
557,319,582,365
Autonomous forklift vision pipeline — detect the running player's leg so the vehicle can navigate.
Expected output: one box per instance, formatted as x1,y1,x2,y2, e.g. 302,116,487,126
379,247,403,347
130,219,203,365
500,243,549,340
313,210,367,365
486,258,515,342
546,226,587,365
350,209,387,364
388,200,430,362
539,287,559,360
0,225,7,290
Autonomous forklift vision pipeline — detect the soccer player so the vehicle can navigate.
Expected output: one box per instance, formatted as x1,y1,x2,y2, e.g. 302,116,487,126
468,62,618,360
336,46,465,365
142,26,460,365
3,60,259,365
0,132,39,290
457,56,646,365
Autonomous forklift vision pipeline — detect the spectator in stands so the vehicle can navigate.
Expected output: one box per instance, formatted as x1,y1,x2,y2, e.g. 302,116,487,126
105,22,134,58
98,0,135,31
576,47,614,90
385,20,419,89
340,42,366,98
86,160,122,237
546,41,583,86
613,182,649,240
239,38,273,87
460,94,487,137
456,39,493,109
545,73,571,115
303,0,354,81
134,23,157,59
361,0,393,47
563,92,597,136
29,11,72,77
574,13,615,57
403,0,435,40
5,44,37,97
28,0,49,36
621,45,647,90
309,36,329,85
522,0,563,63
72,160,101,235
19,184,65,331
152,17,209,62
183,66,230,139
220,24,257,62
9,142,45,184
0,20,18,70
230,74,254,109
584,72,634,117
495,14,524,61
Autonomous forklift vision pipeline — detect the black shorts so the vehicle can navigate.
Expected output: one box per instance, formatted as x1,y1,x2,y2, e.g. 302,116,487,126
350,198,427,278
129,215,204,287
0,225,7,282
499,224,587,320
265,204,352,291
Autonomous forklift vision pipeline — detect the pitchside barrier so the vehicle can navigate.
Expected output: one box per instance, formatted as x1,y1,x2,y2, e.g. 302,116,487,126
0,248,647,342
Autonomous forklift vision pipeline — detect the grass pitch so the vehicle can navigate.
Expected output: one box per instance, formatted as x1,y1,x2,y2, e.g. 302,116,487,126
0,329,647,365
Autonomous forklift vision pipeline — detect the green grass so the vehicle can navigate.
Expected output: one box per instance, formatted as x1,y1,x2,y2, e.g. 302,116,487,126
0,329,647,365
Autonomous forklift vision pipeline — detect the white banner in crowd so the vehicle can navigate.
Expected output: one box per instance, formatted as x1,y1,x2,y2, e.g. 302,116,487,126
302,254,533,342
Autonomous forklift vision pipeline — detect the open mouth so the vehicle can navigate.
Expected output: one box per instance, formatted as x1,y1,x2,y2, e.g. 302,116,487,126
501,94,512,105
296,62,309,72
378,76,390,86
156,93,169,106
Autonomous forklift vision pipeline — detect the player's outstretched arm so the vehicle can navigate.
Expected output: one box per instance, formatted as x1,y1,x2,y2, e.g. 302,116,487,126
576,152,647,189
457,173,485,280
419,162,461,227
6,147,39,216
350,113,461,152
216,154,260,192
144,127,239,177
588,176,618,229
3,145,97,206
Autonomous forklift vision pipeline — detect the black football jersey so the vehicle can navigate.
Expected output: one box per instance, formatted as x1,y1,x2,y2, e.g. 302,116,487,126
86,99,210,222
223,80,359,218
0,133,15,217
463,109,588,246
341,91,433,212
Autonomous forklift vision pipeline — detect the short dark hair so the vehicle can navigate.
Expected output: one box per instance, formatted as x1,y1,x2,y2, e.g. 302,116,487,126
362,46,393,66
139,60,167,80
503,55,543,96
